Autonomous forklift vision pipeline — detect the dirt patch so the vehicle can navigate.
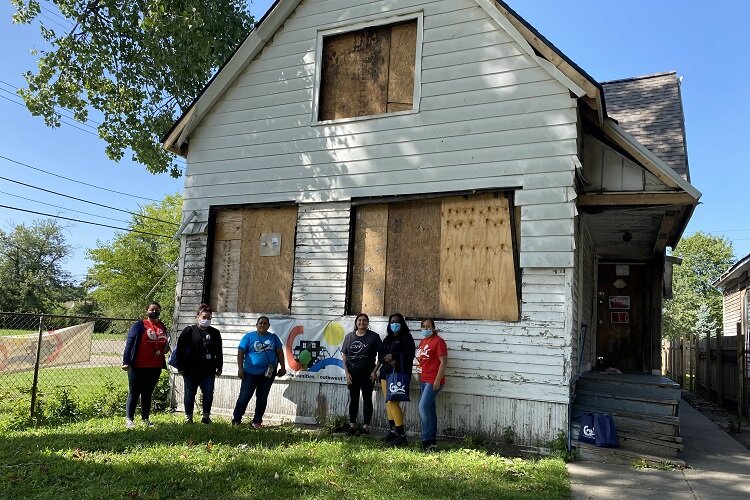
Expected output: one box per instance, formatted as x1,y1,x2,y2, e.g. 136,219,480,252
682,390,750,451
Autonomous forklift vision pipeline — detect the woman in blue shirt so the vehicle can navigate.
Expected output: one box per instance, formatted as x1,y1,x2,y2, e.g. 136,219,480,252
231,316,286,427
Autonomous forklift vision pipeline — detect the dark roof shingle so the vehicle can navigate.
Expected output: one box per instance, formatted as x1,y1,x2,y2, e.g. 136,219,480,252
601,72,690,180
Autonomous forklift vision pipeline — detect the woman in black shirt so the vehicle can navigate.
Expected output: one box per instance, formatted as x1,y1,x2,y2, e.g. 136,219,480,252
341,313,382,435
374,312,415,446
175,304,223,424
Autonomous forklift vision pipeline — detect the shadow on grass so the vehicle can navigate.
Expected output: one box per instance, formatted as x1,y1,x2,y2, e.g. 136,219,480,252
0,419,569,500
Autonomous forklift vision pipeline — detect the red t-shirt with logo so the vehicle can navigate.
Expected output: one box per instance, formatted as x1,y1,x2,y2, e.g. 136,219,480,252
417,334,448,385
133,319,168,369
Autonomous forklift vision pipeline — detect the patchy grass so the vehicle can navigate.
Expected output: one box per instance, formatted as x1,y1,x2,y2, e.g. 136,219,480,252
0,416,569,499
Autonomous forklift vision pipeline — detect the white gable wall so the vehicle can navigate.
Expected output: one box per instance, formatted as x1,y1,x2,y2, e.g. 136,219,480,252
174,0,580,444
183,0,578,266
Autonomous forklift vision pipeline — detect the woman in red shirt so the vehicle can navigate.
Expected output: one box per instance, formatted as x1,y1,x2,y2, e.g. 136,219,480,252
416,318,448,452
122,302,168,428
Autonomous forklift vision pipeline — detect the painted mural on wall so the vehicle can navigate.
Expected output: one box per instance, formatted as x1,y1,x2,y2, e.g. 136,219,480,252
266,318,388,384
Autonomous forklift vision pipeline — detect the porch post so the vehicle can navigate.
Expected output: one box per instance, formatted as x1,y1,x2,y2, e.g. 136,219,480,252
650,253,665,374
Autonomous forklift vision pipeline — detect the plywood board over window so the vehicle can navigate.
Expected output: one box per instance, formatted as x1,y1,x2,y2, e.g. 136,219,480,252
318,19,416,121
349,193,520,321
209,206,297,314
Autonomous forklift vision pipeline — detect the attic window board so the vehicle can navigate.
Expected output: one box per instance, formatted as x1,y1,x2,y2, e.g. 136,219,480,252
349,193,520,321
209,206,297,315
318,19,417,121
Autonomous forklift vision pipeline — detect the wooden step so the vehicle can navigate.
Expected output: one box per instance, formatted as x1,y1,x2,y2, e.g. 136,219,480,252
575,391,679,417
577,378,681,400
572,406,680,437
573,440,686,466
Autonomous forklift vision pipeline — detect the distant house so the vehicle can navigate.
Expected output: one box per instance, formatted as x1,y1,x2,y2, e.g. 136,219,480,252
715,255,750,338
163,0,700,456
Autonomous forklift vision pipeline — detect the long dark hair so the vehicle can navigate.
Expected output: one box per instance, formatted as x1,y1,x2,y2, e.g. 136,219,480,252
386,313,409,337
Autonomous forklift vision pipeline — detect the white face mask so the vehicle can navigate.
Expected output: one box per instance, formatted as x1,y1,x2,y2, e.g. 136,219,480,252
199,319,211,328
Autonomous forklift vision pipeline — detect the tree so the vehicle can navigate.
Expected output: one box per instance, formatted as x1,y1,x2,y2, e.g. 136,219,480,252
11,1,254,176
663,232,734,339
86,194,181,325
0,219,75,312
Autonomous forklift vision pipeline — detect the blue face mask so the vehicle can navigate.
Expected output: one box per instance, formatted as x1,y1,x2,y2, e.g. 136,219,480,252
389,322,401,333
421,329,432,338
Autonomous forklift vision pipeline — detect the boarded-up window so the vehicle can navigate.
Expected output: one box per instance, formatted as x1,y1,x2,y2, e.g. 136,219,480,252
209,206,297,314
349,193,520,321
318,20,417,121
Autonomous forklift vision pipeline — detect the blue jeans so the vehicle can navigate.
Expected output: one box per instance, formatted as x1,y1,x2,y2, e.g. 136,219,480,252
419,382,443,442
183,372,216,418
232,372,274,424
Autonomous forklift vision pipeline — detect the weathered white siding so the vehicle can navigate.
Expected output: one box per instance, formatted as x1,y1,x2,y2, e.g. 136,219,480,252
171,0,582,444
183,0,578,269
291,202,350,318
172,261,572,444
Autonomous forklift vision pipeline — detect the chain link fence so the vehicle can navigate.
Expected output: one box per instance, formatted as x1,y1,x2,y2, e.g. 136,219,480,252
0,312,172,429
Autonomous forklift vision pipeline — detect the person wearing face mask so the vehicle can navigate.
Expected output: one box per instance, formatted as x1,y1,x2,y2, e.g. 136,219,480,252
174,303,223,424
122,302,168,428
231,316,287,428
373,312,415,446
416,319,448,452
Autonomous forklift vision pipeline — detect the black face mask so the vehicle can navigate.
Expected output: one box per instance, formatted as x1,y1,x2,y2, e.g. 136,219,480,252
147,311,160,320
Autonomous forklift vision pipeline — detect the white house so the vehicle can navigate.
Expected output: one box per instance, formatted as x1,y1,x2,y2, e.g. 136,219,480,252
163,0,700,454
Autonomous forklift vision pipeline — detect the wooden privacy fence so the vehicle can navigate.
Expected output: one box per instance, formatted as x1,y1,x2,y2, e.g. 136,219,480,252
662,333,748,417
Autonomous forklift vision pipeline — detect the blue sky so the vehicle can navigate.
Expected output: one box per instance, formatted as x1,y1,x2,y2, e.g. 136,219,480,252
1,0,748,283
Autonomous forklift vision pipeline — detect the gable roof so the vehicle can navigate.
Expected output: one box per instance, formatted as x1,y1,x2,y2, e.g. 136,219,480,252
162,0,603,154
602,72,690,181
714,253,750,290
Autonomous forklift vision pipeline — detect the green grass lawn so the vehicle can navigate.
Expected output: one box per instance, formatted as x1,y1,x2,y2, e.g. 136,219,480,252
0,416,570,499
0,366,125,393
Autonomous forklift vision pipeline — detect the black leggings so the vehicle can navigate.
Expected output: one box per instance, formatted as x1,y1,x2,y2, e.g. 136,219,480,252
126,367,161,420
348,370,374,425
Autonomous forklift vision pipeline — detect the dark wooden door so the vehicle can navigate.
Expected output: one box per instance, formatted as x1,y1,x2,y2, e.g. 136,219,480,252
596,263,647,372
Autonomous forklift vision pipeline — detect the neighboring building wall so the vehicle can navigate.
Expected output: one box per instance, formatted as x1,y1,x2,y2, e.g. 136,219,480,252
723,289,743,337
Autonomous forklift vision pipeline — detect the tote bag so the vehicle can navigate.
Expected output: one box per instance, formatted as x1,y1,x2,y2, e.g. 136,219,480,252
385,354,410,402
578,412,597,444
593,413,620,448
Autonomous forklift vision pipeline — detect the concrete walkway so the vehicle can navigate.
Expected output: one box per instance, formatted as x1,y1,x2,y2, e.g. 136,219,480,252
569,399,750,499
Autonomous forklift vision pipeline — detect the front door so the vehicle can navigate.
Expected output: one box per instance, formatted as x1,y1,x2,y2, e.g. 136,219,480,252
596,263,648,372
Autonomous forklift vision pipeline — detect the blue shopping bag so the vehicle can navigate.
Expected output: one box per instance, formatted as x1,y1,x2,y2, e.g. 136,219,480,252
594,413,619,448
386,372,411,402
578,412,596,444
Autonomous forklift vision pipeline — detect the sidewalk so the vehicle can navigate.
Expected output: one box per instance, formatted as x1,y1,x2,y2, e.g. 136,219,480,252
569,399,750,499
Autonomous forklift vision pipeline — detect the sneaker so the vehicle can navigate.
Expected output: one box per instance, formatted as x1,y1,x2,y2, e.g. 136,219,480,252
360,427,370,436
347,426,357,436
185,415,194,424
125,419,135,429
231,420,241,426
142,419,154,427
201,416,212,425
251,422,262,429
391,434,408,447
